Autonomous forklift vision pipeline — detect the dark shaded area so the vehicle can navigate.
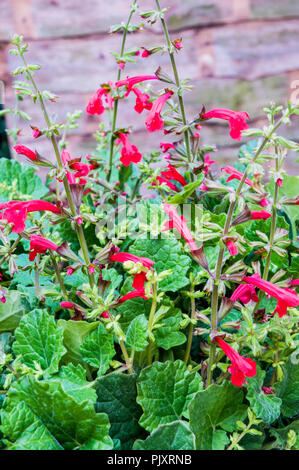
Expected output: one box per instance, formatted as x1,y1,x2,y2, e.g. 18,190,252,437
0,104,10,159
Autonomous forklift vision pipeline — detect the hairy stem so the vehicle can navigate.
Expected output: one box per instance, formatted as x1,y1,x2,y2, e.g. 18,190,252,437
18,46,94,288
184,281,196,364
147,282,158,365
155,0,192,162
107,8,134,182
0,235,21,267
206,116,286,386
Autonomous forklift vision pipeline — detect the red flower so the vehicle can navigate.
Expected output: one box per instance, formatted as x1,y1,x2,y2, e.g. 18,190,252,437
0,200,61,214
244,274,299,317
204,154,218,176
202,108,250,141
163,203,198,252
115,75,157,94
161,164,187,187
222,166,253,186
131,88,152,113
110,252,154,269
145,91,173,133
86,87,110,115
0,208,27,233
117,133,143,167
225,240,238,256
60,301,74,308
118,289,148,304
231,284,258,304
215,337,257,387
173,39,183,50
250,210,271,220
29,235,58,262
259,198,269,207
14,145,37,161
152,176,178,191
160,142,175,153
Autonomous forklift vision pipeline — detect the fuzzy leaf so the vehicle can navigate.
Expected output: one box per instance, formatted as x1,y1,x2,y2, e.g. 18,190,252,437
13,309,66,376
137,360,202,432
275,357,299,418
155,306,186,350
49,363,97,404
95,374,144,450
133,421,196,450
188,382,247,450
0,291,24,333
58,319,99,365
4,375,113,450
126,314,148,352
79,323,115,376
247,368,281,425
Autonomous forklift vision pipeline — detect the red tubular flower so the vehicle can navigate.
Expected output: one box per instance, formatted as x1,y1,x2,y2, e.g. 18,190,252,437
115,75,157,94
161,164,187,187
131,88,152,113
0,208,27,233
202,108,250,141
86,87,110,115
118,289,148,304
243,274,299,317
61,149,76,184
250,210,271,220
152,176,178,191
145,91,173,133
14,145,37,161
222,166,253,186
215,337,257,386
163,203,198,252
160,142,175,153
259,197,269,207
203,154,218,176
117,133,143,167
231,284,258,304
0,200,61,214
60,301,74,308
29,235,58,262
110,252,154,269
225,240,238,256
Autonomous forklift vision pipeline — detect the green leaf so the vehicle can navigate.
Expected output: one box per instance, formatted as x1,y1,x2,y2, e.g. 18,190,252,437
137,360,202,432
188,382,247,450
212,429,230,450
247,368,281,425
102,268,123,292
168,176,204,204
155,306,186,350
95,374,144,450
1,402,63,450
126,314,148,352
49,363,97,404
79,323,115,376
58,319,99,365
275,357,299,418
0,291,24,333
117,297,151,332
4,375,113,450
13,309,66,376
133,421,196,450
129,238,191,292
0,158,47,202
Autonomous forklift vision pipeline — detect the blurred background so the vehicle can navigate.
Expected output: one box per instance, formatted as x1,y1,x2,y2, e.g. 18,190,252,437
0,0,298,173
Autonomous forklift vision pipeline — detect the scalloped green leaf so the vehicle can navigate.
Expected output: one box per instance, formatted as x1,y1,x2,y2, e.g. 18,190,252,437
247,368,281,425
4,375,113,450
133,421,196,450
49,363,97,404
79,323,115,376
95,373,144,450
58,319,99,365
0,158,48,202
188,382,247,450
137,360,202,432
0,291,24,333
126,314,148,352
13,309,66,376
275,357,299,418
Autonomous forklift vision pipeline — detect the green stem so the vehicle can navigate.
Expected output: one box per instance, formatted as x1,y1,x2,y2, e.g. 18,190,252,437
107,310,134,373
155,0,192,162
34,254,40,299
206,116,286,386
147,283,158,365
0,235,21,267
184,282,196,364
107,8,134,182
49,251,69,302
18,47,94,288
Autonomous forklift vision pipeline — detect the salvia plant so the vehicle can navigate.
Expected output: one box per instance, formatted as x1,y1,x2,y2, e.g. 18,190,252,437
0,0,298,452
